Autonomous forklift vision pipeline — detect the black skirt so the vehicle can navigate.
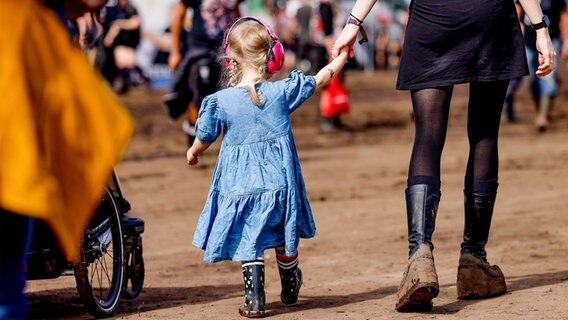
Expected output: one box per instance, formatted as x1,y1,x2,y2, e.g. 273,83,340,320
396,0,529,90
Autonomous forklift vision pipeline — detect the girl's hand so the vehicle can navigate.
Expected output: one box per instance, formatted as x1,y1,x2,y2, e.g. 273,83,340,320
187,148,199,166
331,23,359,58
535,29,556,77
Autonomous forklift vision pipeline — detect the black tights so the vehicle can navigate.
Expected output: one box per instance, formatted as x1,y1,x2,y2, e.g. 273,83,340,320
407,81,508,191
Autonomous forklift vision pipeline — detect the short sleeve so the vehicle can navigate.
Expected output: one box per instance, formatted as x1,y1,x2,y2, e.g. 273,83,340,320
284,70,316,113
195,95,222,143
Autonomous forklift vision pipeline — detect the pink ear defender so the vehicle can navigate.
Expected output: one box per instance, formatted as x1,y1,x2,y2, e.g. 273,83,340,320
223,16,285,74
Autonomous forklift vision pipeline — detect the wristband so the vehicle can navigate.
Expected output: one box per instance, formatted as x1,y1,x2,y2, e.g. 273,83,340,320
346,17,368,45
349,13,363,24
532,15,550,30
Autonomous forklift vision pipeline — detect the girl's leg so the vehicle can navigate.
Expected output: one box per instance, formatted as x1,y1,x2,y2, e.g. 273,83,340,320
239,259,265,318
275,247,302,305
458,80,508,299
396,86,453,312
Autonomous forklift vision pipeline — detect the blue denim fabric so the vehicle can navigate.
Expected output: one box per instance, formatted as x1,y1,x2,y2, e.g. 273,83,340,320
525,38,562,97
0,210,34,320
192,70,317,262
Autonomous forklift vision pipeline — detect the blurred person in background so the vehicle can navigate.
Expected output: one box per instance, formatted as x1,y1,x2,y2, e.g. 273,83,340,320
292,0,318,73
318,0,349,132
503,3,525,124
0,1,133,319
165,0,242,147
99,0,143,94
243,0,275,24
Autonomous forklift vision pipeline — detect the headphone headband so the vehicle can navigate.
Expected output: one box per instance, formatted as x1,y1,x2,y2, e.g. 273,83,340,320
222,16,285,74
222,16,279,52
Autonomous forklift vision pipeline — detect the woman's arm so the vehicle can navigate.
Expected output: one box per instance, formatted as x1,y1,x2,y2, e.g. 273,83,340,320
314,48,349,90
517,0,556,77
331,0,377,58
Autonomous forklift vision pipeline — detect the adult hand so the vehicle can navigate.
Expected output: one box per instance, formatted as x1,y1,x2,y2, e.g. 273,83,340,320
535,29,556,77
331,23,359,58
168,51,182,71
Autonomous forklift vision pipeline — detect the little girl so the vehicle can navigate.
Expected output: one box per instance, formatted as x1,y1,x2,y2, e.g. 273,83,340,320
187,16,348,318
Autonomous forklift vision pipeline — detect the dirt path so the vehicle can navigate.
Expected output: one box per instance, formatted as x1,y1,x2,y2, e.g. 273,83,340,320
27,70,568,319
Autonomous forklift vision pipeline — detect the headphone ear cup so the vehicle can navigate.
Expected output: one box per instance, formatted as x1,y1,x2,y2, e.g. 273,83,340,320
224,44,232,69
266,41,285,74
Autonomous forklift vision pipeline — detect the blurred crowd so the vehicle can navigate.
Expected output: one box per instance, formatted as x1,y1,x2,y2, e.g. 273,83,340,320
85,0,566,133
84,0,410,90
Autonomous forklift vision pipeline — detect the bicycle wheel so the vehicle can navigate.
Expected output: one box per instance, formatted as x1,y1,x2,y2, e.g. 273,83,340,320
74,188,124,318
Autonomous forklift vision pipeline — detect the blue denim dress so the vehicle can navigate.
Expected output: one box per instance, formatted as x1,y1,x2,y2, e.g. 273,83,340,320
192,70,317,262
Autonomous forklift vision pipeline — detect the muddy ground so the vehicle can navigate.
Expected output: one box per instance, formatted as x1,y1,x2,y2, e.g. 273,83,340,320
27,68,568,319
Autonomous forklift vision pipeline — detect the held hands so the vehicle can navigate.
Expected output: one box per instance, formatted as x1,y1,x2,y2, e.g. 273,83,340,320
535,29,556,77
331,23,360,59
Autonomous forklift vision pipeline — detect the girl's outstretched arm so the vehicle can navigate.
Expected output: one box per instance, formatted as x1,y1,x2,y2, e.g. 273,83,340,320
187,139,211,166
314,48,349,90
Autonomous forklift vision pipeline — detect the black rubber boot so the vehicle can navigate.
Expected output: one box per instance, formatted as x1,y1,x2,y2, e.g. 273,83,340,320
457,191,507,299
277,255,302,305
239,260,265,318
396,184,441,312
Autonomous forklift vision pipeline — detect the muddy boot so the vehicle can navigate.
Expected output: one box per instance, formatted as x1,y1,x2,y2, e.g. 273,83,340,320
239,260,266,318
457,191,507,299
396,184,441,312
276,251,302,305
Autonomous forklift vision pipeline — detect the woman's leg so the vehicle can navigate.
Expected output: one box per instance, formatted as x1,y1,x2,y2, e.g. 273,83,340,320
396,86,453,312
458,80,508,299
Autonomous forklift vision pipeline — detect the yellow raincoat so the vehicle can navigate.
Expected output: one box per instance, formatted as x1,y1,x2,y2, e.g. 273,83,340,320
0,0,134,261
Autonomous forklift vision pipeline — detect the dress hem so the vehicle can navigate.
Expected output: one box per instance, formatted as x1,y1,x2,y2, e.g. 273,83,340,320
194,235,316,263
396,71,529,91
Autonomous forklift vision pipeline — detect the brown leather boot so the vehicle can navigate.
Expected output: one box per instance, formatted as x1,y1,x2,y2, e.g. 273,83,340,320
457,253,507,299
396,244,439,312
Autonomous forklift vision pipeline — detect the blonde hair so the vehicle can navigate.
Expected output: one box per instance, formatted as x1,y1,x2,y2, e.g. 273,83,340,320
221,20,272,106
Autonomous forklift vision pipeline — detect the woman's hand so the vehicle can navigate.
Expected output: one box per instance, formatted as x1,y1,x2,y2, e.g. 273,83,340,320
535,29,556,77
331,23,359,58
